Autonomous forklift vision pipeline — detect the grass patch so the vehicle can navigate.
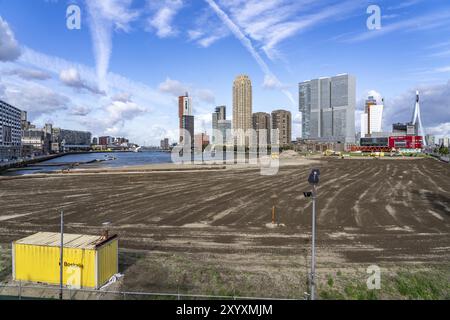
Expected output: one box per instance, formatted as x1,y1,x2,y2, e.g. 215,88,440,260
0,245,12,283
394,271,450,300
318,266,449,300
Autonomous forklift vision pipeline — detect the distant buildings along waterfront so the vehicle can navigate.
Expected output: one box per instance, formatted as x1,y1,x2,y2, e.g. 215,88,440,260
361,95,384,137
160,138,170,150
252,112,271,146
52,127,91,152
299,74,356,145
0,100,21,161
233,75,252,146
212,106,226,144
272,110,292,147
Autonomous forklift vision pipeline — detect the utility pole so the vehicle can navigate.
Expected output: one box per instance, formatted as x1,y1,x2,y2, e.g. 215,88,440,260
311,184,317,300
59,210,64,300
304,169,320,300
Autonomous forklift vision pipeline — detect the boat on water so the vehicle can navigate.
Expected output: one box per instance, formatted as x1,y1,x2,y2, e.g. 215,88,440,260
104,155,117,161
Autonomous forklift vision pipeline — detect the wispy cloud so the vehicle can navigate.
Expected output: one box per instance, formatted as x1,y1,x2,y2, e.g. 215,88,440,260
205,0,295,106
387,0,424,11
158,77,216,104
60,68,105,95
85,0,139,91
342,10,450,42
435,66,450,73
5,68,51,81
147,0,184,38
212,0,367,61
187,9,230,47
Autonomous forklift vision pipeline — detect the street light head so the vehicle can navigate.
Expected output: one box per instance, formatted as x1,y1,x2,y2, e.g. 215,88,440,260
308,169,320,185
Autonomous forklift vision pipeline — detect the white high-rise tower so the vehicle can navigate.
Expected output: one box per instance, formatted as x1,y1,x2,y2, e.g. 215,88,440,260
412,91,426,147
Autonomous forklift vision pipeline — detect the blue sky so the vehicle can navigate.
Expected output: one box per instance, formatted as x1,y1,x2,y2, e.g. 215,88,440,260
0,0,449,145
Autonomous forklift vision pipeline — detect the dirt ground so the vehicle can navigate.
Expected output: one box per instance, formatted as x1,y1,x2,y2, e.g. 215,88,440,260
0,157,449,299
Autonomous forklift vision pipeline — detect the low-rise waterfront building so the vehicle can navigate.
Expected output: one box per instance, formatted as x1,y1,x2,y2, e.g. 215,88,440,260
52,128,92,152
0,100,22,161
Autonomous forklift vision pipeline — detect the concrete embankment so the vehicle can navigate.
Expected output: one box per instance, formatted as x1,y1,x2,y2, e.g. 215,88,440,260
0,153,83,174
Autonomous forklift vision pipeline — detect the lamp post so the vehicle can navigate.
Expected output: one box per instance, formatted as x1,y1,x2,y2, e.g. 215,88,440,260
305,169,320,300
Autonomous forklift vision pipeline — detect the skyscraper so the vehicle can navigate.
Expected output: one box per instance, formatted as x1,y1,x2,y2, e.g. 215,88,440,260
233,75,252,146
179,93,194,147
212,106,226,144
272,110,292,147
299,74,356,144
252,112,271,146
361,95,384,137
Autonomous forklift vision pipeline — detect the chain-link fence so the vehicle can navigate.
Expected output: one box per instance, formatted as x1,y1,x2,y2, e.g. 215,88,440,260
0,283,297,300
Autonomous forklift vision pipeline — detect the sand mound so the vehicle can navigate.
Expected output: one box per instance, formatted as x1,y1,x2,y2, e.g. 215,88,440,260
279,150,299,158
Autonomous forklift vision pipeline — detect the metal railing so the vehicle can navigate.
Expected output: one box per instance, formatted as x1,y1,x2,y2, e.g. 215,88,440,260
0,283,300,301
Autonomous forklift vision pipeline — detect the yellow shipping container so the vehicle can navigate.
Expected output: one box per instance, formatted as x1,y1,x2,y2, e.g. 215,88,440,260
12,232,118,289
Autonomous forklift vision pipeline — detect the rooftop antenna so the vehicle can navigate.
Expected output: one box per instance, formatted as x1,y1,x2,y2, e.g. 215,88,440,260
412,90,427,147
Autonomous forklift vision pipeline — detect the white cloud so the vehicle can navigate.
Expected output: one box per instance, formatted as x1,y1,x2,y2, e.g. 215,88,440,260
147,0,184,38
158,77,189,96
427,122,450,140
158,77,216,104
2,82,69,118
59,68,104,95
6,68,51,81
187,8,230,47
85,0,139,91
209,0,365,61
195,89,215,104
112,92,133,103
70,106,92,116
0,16,21,62
205,0,295,106
9,47,176,143
262,74,290,90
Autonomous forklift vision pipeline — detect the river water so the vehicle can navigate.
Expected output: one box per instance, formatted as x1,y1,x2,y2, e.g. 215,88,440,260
5,151,173,175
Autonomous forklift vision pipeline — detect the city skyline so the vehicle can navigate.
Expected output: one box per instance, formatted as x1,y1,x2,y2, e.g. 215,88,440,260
0,0,449,145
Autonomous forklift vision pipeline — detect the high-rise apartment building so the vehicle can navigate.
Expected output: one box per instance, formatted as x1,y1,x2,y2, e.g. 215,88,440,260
233,75,252,146
212,106,226,144
252,112,271,146
272,110,292,147
299,74,356,144
425,135,435,146
217,120,232,146
178,93,194,147
0,100,22,160
361,95,384,137
160,138,170,150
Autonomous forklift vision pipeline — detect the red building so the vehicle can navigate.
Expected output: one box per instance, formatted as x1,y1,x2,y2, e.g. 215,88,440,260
389,136,422,149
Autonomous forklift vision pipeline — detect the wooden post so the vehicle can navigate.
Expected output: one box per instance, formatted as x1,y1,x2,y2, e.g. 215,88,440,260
272,206,275,224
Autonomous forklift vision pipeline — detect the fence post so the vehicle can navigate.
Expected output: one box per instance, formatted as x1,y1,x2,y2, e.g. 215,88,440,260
18,281,22,300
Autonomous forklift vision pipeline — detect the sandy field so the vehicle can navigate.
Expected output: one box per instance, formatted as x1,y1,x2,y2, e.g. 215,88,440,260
0,157,449,299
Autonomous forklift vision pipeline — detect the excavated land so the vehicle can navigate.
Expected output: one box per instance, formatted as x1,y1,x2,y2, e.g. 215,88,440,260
0,157,449,299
